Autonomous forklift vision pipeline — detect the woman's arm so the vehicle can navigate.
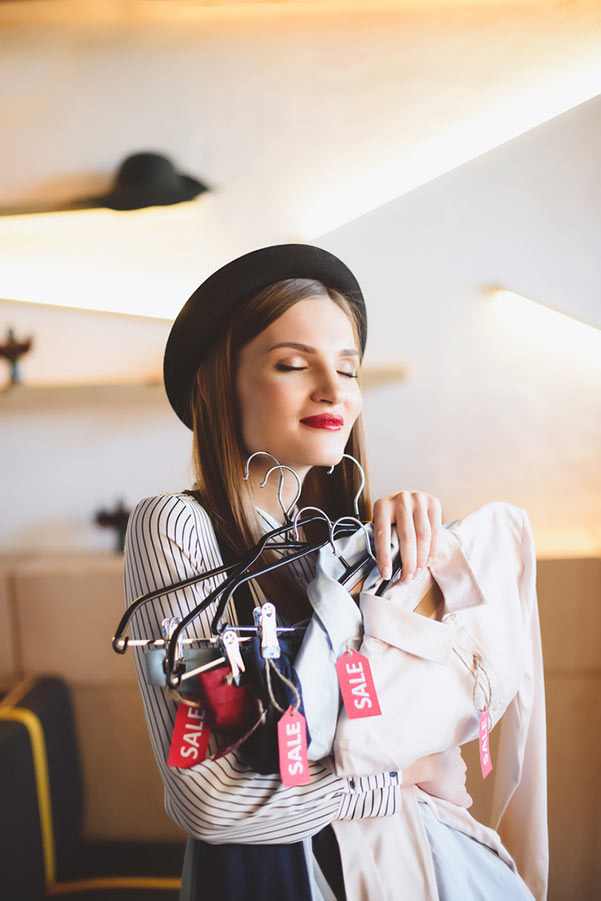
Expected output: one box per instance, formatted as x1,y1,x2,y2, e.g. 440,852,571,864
124,493,402,844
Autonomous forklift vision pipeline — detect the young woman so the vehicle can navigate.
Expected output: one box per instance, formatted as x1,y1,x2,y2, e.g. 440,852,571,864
123,244,536,900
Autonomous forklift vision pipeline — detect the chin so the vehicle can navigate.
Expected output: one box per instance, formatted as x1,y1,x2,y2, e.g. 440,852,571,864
296,445,348,471
319,450,346,468
273,431,351,472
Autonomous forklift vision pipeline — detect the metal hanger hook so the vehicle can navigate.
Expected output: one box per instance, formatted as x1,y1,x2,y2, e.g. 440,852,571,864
244,450,282,482
330,516,376,563
259,464,302,523
326,452,366,516
292,506,337,554
244,451,287,520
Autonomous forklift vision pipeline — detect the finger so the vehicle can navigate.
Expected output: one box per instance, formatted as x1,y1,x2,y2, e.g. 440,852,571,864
393,493,418,581
426,496,443,564
372,498,393,580
412,497,433,571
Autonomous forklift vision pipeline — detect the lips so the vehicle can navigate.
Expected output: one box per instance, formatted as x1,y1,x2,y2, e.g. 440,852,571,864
300,414,344,430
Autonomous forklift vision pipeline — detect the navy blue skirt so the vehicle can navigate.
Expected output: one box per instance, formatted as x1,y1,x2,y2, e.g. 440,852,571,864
179,825,345,901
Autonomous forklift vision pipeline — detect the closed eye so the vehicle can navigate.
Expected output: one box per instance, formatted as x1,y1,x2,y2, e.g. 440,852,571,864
276,363,358,378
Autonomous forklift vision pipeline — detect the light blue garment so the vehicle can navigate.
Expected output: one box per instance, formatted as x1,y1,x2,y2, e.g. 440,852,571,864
294,527,379,759
419,803,533,900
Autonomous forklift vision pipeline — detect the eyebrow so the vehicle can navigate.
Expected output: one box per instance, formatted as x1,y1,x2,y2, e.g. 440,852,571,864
267,341,360,357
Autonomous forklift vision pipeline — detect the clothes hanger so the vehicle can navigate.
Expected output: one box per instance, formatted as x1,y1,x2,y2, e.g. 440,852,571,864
206,482,369,640
330,515,378,587
326,454,405,590
115,453,364,689
114,454,352,686
176,457,372,668
374,553,403,596
158,457,360,685
244,451,302,524
293,506,337,551
112,506,341,656
164,519,361,687
327,452,365,517
113,457,305,653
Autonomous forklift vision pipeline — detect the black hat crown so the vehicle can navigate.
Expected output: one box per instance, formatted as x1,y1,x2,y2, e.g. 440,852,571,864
115,153,181,192
93,151,208,211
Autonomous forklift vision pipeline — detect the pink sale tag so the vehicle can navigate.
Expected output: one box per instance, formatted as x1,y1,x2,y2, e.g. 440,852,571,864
479,707,493,779
277,707,311,787
335,650,382,719
168,703,211,768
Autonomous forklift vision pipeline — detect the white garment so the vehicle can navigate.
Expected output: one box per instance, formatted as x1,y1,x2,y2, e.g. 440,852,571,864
300,501,547,900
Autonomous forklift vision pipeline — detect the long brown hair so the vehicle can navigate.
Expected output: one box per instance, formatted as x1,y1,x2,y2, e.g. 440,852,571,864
189,278,371,618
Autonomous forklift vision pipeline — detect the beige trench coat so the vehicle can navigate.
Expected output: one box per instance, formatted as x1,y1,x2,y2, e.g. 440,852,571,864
327,502,547,900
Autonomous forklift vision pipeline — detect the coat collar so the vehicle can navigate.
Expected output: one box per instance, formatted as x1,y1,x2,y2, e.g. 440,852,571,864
323,520,487,617
305,522,487,665
380,524,488,616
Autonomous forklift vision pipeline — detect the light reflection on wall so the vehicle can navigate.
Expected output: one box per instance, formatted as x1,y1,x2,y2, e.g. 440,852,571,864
0,204,208,320
485,287,601,557
487,287,601,357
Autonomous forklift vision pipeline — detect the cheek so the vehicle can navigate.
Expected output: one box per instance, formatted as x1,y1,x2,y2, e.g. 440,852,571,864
251,378,291,416
350,385,363,420
238,375,294,441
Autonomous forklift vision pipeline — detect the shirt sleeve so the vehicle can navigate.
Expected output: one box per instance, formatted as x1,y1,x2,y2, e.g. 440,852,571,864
123,492,401,844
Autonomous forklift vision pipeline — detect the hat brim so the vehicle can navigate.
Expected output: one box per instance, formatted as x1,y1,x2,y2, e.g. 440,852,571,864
163,243,367,429
91,175,208,211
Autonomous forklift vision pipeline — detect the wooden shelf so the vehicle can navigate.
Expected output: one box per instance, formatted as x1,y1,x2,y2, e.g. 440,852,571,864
360,364,407,387
1,365,406,412
1,381,168,412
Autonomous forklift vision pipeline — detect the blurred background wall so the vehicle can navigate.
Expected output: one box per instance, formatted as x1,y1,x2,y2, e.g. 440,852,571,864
1,2,600,898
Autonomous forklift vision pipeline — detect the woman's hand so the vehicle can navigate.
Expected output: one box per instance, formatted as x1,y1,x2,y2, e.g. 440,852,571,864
372,490,443,582
403,747,472,808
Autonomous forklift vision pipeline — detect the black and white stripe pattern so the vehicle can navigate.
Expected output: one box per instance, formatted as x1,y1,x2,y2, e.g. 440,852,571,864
123,492,401,844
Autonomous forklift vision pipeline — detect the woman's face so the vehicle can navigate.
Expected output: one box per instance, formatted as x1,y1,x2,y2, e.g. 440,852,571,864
236,296,363,475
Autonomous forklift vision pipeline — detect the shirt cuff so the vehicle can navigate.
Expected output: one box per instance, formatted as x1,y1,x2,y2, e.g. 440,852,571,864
337,771,402,820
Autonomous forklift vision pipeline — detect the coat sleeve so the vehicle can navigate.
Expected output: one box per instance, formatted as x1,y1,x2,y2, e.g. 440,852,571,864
123,493,401,844
489,507,549,900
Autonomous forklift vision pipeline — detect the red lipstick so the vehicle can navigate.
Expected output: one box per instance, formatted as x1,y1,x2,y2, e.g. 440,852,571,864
300,414,344,430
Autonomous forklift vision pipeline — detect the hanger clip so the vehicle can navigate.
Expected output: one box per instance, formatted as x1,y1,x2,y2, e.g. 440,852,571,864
161,617,184,666
221,628,246,684
254,602,281,659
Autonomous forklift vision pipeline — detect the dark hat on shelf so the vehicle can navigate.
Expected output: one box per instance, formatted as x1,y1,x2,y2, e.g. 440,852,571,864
91,152,208,211
163,243,367,429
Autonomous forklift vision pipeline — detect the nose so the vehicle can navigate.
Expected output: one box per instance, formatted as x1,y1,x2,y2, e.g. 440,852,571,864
310,364,346,405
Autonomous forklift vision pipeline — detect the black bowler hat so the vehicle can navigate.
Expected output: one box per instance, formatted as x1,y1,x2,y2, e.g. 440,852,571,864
91,152,208,211
163,243,367,429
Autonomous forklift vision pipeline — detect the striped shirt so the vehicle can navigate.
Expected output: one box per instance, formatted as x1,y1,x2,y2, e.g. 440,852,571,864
123,492,402,844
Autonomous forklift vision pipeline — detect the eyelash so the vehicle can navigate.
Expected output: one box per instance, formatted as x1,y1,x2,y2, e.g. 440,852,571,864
275,364,358,379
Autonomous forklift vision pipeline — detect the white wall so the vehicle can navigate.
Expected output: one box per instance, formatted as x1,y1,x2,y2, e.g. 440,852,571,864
319,93,601,555
1,17,600,556
2,386,192,551
2,4,601,318
3,94,601,554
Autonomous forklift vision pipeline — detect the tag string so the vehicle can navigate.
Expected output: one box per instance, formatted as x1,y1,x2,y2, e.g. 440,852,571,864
167,687,202,708
471,653,492,713
265,659,301,714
